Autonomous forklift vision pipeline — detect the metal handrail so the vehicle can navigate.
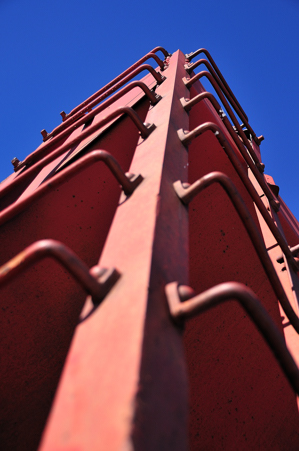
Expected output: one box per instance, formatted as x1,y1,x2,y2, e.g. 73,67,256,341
178,122,296,268
0,239,120,305
174,171,299,333
180,92,277,206
183,70,263,150
185,47,248,122
40,63,165,145
0,150,143,226
165,281,299,395
185,58,249,131
2,106,154,201
16,78,160,173
14,66,161,172
63,48,168,120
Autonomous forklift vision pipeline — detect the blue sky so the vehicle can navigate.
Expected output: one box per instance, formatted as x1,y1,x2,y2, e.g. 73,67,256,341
1,0,299,219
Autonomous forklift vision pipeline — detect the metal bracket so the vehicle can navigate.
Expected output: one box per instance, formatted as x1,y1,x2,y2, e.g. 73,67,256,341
11,157,22,172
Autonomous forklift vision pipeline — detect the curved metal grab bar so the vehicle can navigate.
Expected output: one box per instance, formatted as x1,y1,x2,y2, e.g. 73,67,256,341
40,63,164,145
0,239,120,305
21,78,160,172
165,281,299,395
183,70,263,151
3,106,154,201
152,46,170,59
14,65,162,172
180,92,276,205
185,48,248,122
173,172,299,333
177,122,297,267
0,150,143,226
64,49,168,120
185,58,249,131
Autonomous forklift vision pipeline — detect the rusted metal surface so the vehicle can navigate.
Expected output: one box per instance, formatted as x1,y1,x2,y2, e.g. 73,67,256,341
165,281,299,394
0,239,120,304
178,123,299,268
185,47,248,122
173,172,299,334
42,63,165,143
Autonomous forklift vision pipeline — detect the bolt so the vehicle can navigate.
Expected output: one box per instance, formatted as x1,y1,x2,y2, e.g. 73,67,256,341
125,172,135,181
257,135,265,144
258,162,265,173
89,265,106,280
11,157,21,171
178,285,195,302
41,129,48,141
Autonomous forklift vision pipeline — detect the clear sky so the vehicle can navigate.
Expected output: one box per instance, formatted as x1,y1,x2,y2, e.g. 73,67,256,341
1,0,299,219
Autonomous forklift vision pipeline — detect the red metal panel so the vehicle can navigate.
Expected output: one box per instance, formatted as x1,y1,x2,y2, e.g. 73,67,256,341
39,48,190,451
0,96,152,450
1,45,299,451
183,75,299,450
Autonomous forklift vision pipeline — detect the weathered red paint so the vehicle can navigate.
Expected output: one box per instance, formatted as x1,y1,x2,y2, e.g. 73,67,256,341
0,46,299,451
0,239,120,303
173,172,299,333
165,281,299,394
39,48,190,451
184,76,299,450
